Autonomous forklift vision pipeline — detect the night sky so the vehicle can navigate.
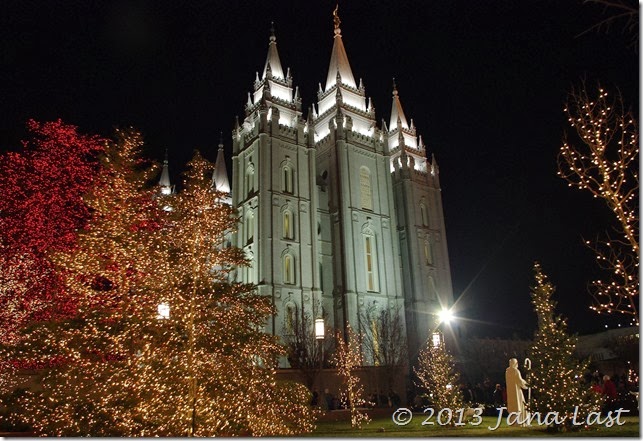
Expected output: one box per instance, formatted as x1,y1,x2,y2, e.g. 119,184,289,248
1,1,638,338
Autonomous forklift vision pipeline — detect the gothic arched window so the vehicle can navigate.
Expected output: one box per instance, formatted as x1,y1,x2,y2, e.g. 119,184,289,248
245,211,254,244
283,164,294,194
283,210,293,240
359,167,373,211
246,162,255,196
420,201,429,227
283,253,295,285
363,232,379,292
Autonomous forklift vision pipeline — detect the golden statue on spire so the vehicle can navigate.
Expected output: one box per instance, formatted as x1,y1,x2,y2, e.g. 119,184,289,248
333,4,341,30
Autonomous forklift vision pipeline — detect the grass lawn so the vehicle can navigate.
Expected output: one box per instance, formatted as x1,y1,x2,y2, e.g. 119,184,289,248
309,411,640,437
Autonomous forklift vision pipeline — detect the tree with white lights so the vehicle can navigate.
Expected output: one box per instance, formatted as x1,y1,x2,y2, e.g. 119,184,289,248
332,325,370,429
10,139,316,436
414,333,464,422
527,262,602,431
558,84,639,323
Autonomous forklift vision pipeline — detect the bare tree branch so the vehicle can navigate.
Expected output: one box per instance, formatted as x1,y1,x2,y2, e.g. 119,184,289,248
576,0,639,50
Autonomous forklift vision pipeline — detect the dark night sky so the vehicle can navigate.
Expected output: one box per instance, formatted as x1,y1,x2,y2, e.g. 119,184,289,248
0,1,638,338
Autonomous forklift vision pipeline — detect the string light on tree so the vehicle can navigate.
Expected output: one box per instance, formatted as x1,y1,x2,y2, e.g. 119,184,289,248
558,85,639,324
527,262,602,431
9,136,316,436
331,325,370,429
414,331,464,425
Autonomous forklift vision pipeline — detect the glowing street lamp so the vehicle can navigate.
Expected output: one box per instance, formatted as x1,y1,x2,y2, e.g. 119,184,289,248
315,318,325,340
157,302,170,320
315,317,326,406
438,308,453,324
432,331,443,348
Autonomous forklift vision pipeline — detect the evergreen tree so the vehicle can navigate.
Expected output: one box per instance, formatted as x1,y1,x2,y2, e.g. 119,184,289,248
10,129,167,435
414,333,464,421
527,262,602,430
147,151,315,436
11,139,316,436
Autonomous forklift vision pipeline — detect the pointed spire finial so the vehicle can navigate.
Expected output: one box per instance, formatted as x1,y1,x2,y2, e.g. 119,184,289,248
269,21,276,42
164,147,169,163
219,131,224,148
392,77,398,96
333,4,341,34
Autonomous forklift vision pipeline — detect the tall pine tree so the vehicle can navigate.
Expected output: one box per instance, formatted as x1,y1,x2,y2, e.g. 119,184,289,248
527,262,601,430
414,333,464,422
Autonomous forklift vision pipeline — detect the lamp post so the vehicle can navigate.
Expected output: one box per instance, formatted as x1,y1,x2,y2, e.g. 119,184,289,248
315,317,325,409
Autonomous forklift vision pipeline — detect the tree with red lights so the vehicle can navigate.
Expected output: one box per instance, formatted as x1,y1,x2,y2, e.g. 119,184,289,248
0,119,104,346
11,145,315,436
7,128,164,435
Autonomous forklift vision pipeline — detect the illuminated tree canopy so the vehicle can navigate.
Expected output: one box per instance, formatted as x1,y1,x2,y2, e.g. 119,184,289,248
558,85,639,322
6,134,316,436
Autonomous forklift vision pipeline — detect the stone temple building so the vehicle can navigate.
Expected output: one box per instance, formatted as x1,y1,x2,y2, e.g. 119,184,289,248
164,9,455,367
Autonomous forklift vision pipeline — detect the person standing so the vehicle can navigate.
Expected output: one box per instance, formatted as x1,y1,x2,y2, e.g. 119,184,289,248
602,375,618,412
505,358,528,426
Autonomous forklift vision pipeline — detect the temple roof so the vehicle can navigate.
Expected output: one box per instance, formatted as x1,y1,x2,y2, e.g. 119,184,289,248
324,6,357,90
212,138,231,194
262,24,285,80
389,80,409,129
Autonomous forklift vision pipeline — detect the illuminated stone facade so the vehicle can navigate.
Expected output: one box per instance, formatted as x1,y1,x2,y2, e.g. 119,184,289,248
228,19,454,366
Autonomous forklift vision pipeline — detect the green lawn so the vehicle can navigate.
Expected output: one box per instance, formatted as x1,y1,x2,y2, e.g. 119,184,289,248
308,413,640,437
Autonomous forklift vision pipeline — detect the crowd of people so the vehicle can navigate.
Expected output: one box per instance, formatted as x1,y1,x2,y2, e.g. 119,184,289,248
454,369,639,415
309,369,639,414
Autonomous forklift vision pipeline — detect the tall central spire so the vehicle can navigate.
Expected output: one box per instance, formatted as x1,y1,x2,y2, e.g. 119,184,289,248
262,22,285,80
389,79,409,129
324,5,357,90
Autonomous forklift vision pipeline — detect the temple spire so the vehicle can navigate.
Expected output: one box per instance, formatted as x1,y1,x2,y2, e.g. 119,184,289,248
324,5,357,90
212,134,231,198
389,78,409,129
262,22,285,80
159,149,173,195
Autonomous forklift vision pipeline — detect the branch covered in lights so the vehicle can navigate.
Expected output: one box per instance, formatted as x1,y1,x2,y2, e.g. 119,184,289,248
558,84,639,323
0,120,104,347
331,325,370,429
